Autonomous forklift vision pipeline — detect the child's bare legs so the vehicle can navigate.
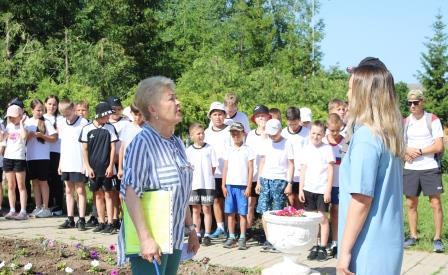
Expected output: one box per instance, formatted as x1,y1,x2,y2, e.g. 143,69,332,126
104,190,114,224
32,179,42,209
95,190,105,223
319,212,330,247
76,183,86,218
330,204,338,248
227,213,236,235
203,205,212,235
6,172,17,211
112,190,119,222
213,197,224,225
16,172,27,212
192,205,202,235
39,180,50,209
247,196,256,228
239,215,247,236
65,182,76,216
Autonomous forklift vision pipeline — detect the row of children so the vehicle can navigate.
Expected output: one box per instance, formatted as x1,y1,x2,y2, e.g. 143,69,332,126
185,94,348,260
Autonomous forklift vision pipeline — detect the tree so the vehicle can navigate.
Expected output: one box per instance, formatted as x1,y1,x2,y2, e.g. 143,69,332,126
417,13,448,125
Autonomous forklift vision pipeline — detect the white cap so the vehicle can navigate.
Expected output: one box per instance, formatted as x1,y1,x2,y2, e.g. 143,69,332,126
208,102,226,118
265,119,282,135
300,107,312,122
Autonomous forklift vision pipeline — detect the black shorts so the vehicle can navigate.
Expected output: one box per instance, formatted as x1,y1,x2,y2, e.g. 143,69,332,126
403,168,443,197
89,176,118,192
27,160,50,180
61,172,87,183
304,190,329,212
215,178,224,199
189,189,215,205
3,158,27,172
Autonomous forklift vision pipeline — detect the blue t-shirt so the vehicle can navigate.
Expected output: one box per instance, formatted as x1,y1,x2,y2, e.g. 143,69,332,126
338,125,403,275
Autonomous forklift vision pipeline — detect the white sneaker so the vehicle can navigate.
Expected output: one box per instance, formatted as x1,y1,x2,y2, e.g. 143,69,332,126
30,207,42,217
36,208,52,218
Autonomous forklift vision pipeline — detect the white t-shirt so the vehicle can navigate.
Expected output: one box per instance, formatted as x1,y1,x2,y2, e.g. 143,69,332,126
25,117,57,161
246,129,270,182
405,112,444,170
224,111,250,134
204,125,231,178
59,116,89,173
323,136,345,187
186,143,218,190
120,123,143,156
224,144,255,186
282,126,309,182
4,123,27,160
111,117,132,157
44,114,64,153
301,143,335,194
260,138,294,181
0,120,6,166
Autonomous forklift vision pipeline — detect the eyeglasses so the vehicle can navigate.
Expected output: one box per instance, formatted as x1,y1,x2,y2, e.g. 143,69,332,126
407,100,420,107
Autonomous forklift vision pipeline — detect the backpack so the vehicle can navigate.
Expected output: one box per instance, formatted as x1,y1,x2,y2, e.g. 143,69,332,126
403,112,444,167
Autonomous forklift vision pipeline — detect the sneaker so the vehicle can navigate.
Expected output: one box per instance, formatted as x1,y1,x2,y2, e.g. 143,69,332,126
86,216,99,228
316,246,328,261
238,238,247,250
36,208,52,218
101,223,115,234
52,210,63,217
93,223,106,233
113,219,121,230
0,209,5,217
13,211,28,220
59,219,75,229
434,239,444,253
262,240,272,250
77,219,87,231
307,246,319,260
30,207,42,217
203,236,212,246
210,227,226,239
4,211,17,220
331,246,338,258
197,236,202,244
223,238,237,248
404,237,418,248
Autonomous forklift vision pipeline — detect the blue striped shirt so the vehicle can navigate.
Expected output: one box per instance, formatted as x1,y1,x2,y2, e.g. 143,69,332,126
117,124,192,265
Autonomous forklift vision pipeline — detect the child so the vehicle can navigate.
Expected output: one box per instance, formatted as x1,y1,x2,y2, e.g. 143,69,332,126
26,99,57,218
186,122,218,246
76,101,89,120
299,120,335,261
327,99,348,136
281,107,310,209
299,107,312,130
323,113,345,257
57,99,89,230
2,105,28,220
256,118,294,251
204,102,231,238
0,119,6,216
79,102,118,234
269,108,282,121
222,122,255,250
223,93,250,134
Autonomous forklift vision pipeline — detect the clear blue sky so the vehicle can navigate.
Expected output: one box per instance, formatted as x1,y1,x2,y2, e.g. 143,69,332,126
319,0,448,84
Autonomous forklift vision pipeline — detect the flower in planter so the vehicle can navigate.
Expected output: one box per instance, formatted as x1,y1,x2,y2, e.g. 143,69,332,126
0,261,5,269
24,262,33,273
108,244,116,253
74,243,82,249
90,259,100,272
90,249,99,260
272,206,306,217
48,239,55,248
10,263,17,270
110,268,119,275
65,267,74,273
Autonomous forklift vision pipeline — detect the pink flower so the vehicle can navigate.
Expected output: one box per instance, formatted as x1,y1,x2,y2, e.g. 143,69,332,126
48,239,55,247
108,244,116,252
110,268,119,275
273,206,306,217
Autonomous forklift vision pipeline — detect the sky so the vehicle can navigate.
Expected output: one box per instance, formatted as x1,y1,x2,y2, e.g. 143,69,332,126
319,0,448,84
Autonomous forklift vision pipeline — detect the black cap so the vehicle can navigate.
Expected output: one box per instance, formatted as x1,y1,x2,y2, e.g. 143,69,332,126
252,104,269,116
106,96,122,108
95,102,113,119
8,97,24,109
347,57,388,73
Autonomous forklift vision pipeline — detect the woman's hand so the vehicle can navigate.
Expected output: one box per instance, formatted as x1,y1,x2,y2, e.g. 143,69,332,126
140,238,162,264
336,252,354,275
187,230,200,254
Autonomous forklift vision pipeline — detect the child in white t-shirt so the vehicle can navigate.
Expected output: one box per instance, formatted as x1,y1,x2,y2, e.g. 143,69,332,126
186,122,218,246
328,99,348,137
0,120,5,216
222,122,255,250
299,120,335,261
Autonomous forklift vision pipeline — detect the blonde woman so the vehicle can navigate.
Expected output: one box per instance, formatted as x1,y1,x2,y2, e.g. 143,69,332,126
337,57,405,275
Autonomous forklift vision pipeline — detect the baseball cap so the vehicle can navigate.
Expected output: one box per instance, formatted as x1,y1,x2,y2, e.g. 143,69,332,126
346,56,388,73
229,122,244,132
95,102,113,119
251,104,271,123
207,102,226,118
407,89,424,101
265,119,282,136
6,105,23,118
8,98,24,109
299,107,312,122
106,96,122,108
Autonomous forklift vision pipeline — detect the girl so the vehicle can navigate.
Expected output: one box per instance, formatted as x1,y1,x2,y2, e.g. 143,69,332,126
2,105,28,220
26,99,57,218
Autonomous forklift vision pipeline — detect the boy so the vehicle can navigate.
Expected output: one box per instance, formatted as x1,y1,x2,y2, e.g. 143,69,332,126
57,99,89,230
186,122,218,246
256,119,294,251
79,102,118,234
327,99,348,136
269,108,282,121
299,107,312,130
323,113,345,257
222,122,255,250
281,107,309,209
223,93,250,134
204,102,232,238
299,120,335,261
76,101,89,120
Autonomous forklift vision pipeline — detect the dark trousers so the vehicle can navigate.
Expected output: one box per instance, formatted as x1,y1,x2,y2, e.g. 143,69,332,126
48,152,64,210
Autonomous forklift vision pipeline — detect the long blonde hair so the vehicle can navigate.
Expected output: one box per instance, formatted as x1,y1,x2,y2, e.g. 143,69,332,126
347,65,404,158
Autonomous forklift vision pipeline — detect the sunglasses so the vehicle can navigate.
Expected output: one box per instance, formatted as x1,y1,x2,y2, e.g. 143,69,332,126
407,100,420,107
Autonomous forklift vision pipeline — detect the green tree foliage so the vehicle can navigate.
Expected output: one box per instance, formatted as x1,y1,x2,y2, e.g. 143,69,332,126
417,13,448,125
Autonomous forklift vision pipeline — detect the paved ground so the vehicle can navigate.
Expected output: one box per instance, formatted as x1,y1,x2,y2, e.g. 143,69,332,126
1,217,448,274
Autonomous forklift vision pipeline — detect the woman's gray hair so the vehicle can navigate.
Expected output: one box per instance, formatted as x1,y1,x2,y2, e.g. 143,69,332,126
134,76,175,121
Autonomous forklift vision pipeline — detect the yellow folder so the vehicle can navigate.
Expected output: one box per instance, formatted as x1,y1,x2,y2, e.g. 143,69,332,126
123,190,174,255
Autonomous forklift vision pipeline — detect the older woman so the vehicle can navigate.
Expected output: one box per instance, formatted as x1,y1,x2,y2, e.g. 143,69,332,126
336,58,404,275
118,76,200,274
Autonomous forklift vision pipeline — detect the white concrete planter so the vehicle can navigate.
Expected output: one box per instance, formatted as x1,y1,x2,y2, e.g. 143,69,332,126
262,211,323,275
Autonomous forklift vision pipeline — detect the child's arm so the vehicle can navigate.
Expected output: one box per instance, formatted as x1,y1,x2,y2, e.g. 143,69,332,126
35,131,57,143
118,144,125,180
105,142,116,178
284,159,294,196
19,117,28,140
221,160,228,198
255,156,265,194
245,159,254,197
82,143,95,178
324,162,335,203
299,164,307,203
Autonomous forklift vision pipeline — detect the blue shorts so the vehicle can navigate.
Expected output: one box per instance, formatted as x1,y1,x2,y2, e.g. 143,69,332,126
331,187,339,205
224,185,248,215
256,178,287,214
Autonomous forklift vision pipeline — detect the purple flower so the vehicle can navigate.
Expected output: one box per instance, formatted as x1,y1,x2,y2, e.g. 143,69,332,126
110,268,119,275
74,243,82,249
90,250,99,260
108,244,116,252
48,239,55,247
